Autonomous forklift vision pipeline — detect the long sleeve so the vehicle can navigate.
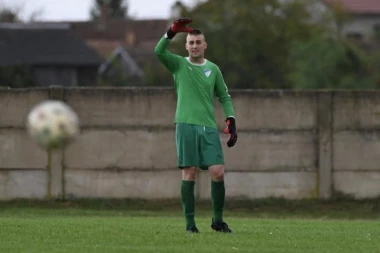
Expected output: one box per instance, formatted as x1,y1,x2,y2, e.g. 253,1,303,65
215,67,235,118
154,36,181,74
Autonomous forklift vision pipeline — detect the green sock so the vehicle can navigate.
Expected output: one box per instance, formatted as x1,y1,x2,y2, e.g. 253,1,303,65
181,180,196,229
211,180,225,223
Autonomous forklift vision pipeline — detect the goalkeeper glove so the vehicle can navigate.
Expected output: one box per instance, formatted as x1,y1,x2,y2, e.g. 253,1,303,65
223,117,238,147
166,18,194,39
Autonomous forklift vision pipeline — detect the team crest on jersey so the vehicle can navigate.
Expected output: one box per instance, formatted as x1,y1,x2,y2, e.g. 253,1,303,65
203,69,211,77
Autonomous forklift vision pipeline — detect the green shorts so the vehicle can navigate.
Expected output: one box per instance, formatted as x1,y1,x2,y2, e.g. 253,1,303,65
175,123,224,170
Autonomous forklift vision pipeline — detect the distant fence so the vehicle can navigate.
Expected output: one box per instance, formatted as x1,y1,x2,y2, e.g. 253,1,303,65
0,87,379,200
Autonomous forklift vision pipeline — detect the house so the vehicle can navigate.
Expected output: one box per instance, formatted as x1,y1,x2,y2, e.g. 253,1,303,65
98,46,143,80
66,19,170,84
32,18,173,86
321,0,380,41
0,23,103,87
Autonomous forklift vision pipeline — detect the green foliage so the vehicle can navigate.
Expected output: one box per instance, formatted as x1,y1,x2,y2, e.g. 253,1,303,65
287,37,375,89
170,0,337,89
98,59,141,86
142,62,174,86
167,0,379,89
364,47,380,88
90,0,130,20
0,65,36,88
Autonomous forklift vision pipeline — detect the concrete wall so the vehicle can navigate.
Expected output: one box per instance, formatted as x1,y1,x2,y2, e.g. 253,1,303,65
0,87,380,200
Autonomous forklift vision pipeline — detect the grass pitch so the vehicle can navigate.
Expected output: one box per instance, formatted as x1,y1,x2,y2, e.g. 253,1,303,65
0,199,379,253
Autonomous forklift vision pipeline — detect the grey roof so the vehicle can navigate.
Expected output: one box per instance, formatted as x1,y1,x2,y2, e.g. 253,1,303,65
0,23,104,66
99,46,143,76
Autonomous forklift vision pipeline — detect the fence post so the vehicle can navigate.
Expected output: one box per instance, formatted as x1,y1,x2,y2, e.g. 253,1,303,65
317,91,333,199
47,86,65,199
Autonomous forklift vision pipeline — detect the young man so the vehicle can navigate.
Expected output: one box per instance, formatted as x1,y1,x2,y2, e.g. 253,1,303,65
154,18,238,233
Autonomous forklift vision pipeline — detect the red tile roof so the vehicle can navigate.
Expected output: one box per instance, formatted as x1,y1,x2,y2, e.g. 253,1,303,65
323,0,380,14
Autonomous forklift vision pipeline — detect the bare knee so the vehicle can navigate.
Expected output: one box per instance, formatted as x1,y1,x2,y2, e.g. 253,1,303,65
182,167,197,181
209,165,225,182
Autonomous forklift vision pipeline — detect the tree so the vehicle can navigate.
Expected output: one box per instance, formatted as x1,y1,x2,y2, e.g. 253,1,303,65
169,0,351,89
0,4,43,22
90,0,130,20
287,37,375,89
143,62,174,86
0,9,19,22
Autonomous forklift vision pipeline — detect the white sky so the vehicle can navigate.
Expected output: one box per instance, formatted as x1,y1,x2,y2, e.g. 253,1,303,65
0,0,200,21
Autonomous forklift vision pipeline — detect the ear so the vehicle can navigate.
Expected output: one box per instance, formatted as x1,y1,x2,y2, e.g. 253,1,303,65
204,42,207,49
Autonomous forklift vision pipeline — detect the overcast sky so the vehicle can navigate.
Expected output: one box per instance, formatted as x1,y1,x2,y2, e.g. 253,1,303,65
0,0,200,21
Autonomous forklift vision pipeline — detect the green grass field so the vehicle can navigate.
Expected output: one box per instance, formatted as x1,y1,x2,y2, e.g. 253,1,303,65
1,199,380,253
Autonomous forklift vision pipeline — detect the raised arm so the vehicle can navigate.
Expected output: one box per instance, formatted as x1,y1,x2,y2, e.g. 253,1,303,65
154,18,194,74
154,37,181,73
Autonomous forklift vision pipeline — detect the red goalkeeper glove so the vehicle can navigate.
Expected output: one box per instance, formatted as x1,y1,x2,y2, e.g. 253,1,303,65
223,117,238,147
166,18,194,39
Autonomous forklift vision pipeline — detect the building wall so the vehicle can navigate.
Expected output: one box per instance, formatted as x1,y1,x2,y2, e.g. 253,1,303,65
34,67,78,86
310,1,380,40
32,66,100,87
342,15,380,40
0,87,380,200
77,67,100,86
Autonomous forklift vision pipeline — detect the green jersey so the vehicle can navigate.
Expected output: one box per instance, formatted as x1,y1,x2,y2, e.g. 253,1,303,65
154,36,235,129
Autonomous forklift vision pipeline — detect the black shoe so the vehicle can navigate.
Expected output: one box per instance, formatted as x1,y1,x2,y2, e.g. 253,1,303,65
186,225,200,233
211,219,232,233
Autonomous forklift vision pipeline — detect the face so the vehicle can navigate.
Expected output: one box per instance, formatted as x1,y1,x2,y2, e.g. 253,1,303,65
185,34,207,59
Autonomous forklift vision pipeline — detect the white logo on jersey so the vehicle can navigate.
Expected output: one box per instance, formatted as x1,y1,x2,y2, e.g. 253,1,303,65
188,66,192,71
204,69,211,77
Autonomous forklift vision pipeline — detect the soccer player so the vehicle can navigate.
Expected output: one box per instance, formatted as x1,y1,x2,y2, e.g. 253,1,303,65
154,18,238,233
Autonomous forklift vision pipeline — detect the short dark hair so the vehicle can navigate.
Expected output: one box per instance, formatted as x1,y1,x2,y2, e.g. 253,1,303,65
188,29,206,41
189,29,203,35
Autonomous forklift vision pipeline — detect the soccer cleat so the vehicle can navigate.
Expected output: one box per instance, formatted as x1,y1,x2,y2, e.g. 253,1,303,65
186,225,200,233
211,219,232,233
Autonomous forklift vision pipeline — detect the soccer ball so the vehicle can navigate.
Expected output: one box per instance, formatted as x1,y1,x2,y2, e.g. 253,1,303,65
26,100,80,150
